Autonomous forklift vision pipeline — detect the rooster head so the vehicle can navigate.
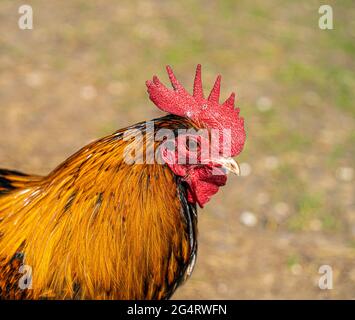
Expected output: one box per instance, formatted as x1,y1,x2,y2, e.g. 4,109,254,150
146,65,246,207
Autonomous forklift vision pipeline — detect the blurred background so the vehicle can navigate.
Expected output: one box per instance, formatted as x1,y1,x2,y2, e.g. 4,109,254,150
0,0,354,299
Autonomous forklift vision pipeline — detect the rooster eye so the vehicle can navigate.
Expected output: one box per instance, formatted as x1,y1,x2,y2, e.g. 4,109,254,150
164,140,176,151
185,137,200,152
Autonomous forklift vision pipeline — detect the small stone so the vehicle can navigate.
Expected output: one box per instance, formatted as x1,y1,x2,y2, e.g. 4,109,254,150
256,96,272,112
25,72,43,88
264,156,279,170
336,167,353,182
80,85,97,100
240,211,258,227
240,162,252,177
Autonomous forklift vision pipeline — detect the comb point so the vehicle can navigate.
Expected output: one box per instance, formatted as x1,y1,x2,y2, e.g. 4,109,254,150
208,75,221,103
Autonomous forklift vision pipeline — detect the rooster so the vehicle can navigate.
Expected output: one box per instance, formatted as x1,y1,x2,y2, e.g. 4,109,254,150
0,65,245,299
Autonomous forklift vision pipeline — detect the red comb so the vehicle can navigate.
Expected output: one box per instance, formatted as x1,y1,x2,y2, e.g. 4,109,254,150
146,65,245,156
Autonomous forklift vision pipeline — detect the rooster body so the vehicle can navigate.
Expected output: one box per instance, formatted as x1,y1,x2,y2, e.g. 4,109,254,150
0,116,197,299
0,65,245,299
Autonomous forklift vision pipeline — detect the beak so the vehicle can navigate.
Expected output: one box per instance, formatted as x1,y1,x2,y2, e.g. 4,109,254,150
213,157,241,176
